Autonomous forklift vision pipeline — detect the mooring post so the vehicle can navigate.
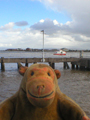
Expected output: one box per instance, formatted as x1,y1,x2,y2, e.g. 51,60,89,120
63,62,66,69
25,59,28,67
1,57,5,71
71,63,75,69
66,62,70,69
52,63,55,69
63,62,69,69
49,62,55,69
76,65,78,69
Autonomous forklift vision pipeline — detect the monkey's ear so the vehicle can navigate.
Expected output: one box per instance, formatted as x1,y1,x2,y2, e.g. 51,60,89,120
54,69,61,79
19,66,28,76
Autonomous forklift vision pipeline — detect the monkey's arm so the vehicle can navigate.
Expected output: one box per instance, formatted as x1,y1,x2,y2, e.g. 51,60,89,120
58,94,90,120
0,99,15,120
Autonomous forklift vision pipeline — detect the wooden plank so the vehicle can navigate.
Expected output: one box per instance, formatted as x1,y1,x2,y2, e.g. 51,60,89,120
46,58,80,62
2,58,26,63
0,57,80,63
27,58,42,63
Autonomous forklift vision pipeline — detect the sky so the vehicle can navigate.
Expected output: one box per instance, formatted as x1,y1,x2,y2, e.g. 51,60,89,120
0,0,90,50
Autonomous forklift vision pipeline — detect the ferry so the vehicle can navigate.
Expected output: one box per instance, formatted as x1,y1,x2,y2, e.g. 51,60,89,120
53,49,66,55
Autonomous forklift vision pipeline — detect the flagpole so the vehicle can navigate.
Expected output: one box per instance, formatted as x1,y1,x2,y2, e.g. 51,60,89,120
41,30,45,62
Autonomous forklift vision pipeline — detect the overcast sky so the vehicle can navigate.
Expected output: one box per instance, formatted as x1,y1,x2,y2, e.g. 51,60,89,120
0,0,90,50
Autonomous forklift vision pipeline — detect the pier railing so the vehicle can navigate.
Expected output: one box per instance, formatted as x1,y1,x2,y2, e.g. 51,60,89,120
0,57,90,71
0,57,80,63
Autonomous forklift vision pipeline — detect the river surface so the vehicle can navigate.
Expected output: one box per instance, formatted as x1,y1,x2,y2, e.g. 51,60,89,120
0,51,90,117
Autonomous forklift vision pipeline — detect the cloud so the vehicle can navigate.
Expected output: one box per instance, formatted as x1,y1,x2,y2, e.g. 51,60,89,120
39,19,44,23
0,44,12,47
39,0,90,36
30,0,90,46
0,22,14,31
0,0,90,50
15,21,29,26
0,23,43,49
30,18,90,42
31,19,62,34
0,17,90,50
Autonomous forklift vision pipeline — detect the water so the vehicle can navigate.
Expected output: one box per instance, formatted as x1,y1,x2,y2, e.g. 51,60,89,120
0,51,90,117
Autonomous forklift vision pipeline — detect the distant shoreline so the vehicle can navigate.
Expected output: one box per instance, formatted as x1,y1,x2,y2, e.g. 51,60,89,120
2,48,90,52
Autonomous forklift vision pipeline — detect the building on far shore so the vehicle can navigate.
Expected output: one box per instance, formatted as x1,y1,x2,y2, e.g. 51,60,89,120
5,48,90,52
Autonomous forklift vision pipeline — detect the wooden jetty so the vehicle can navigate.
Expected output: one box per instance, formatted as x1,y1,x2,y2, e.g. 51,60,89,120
0,57,90,71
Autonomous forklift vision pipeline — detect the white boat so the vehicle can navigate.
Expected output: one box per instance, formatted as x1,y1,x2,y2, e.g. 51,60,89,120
53,49,66,55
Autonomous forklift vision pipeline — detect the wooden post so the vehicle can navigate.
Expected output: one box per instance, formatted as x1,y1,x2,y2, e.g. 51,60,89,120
1,57,5,71
17,62,23,69
49,62,51,67
63,62,66,69
80,66,85,70
87,60,90,70
76,65,78,69
49,62,55,69
71,63,75,69
52,63,55,69
63,62,69,69
25,59,28,67
66,62,69,69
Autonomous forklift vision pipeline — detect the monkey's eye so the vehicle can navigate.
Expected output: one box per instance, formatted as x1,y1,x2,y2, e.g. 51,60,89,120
47,72,50,76
31,71,34,76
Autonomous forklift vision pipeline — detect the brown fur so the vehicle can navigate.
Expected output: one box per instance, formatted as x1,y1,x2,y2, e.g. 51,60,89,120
0,64,90,120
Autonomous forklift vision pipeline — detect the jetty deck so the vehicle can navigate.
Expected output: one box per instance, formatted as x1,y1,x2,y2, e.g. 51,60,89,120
0,57,80,63
0,57,90,71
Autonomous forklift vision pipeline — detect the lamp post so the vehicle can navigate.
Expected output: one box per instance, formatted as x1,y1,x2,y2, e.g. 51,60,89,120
41,30,45,62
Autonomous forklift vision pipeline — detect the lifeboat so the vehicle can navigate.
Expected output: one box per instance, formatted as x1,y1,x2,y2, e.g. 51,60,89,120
53,49,66,55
